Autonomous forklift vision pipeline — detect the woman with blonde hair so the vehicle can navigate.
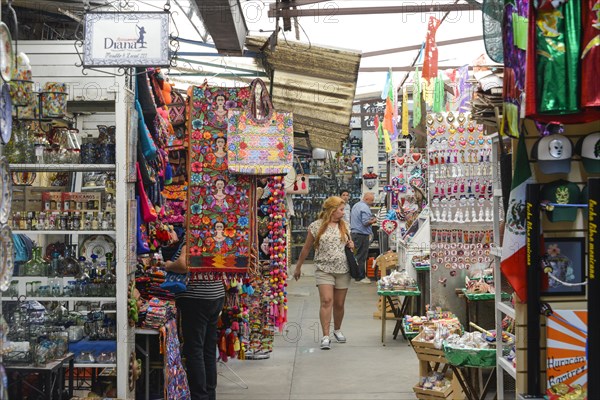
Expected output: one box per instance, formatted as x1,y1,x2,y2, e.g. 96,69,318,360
293,196,354,350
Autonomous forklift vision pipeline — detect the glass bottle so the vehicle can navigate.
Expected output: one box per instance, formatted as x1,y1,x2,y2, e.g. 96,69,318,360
74,256,90,297
83,212,92,230
101,212,109,231
73,212,81,230
19,213,26,230
24,247,48,276
61,245,81,277
49,251,60,278
91,212,99,230
103,253,116,297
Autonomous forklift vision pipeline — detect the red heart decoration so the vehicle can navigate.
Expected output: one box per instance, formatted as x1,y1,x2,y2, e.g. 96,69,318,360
411,153,422,163
396,156,405,167
410,177,424,188
381,220,398,235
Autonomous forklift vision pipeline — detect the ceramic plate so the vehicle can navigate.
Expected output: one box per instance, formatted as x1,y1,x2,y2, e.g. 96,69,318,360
0,23,12,82
0,224,14,292
80,234,115,262
0,158,11,225
0,84,12,144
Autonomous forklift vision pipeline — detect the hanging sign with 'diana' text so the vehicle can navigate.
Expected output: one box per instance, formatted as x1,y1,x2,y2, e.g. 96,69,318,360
83,12,170,67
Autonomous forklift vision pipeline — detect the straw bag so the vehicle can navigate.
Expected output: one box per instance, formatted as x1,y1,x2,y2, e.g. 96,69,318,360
227,78,294,175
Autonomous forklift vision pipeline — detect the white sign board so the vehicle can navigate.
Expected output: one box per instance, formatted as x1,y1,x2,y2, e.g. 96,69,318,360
83,12,170,67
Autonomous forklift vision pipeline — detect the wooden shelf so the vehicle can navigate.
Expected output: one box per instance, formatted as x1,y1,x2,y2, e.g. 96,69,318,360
9,164,116,172
1,297,116,302
13,230,116,235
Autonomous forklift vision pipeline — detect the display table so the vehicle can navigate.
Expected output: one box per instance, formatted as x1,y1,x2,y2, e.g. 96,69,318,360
5,352,74,400
443,344,497,400
377,287,421,344
135,327,160,400
457,289,510,329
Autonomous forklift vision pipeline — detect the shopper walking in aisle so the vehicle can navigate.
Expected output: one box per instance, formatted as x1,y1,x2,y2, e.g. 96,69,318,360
165,238,225,400
293,196,354,350
350,192,377,283
340,189,351,224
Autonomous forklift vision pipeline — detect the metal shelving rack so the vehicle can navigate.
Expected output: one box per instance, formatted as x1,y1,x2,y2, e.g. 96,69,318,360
492,134,516,398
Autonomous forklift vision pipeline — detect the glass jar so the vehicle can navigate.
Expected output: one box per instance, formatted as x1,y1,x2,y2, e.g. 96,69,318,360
80,134,97,164
96,125,116,164
23,247,48,276
5,124,35,163
61,245,81,277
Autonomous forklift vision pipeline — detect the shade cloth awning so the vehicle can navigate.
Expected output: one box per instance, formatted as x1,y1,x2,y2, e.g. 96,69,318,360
246,35,361,151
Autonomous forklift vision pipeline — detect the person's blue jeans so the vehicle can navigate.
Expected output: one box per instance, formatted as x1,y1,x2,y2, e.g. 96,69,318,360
351,233,370,280
177,296,225,400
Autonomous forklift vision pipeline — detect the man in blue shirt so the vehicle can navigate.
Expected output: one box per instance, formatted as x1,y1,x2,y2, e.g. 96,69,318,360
350,192,377,283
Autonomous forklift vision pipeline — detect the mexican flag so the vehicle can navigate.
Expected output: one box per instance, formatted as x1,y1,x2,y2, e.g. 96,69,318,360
501,133,533,301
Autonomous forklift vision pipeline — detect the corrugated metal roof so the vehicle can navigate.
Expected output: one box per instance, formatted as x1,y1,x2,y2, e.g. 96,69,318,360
246,36,361,152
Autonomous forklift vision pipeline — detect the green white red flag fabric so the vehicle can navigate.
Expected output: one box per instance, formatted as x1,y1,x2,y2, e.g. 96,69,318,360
501,133,533,301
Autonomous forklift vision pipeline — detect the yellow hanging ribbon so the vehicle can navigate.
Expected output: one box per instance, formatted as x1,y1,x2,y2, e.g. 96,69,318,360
383,129,393,153
402,86,409,137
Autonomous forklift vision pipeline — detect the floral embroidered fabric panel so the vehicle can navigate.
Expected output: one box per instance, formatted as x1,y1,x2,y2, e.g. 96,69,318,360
226,109,294,175
187,85,253,272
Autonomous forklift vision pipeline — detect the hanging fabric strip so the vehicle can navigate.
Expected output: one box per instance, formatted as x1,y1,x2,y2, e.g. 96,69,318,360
402,86,409,137
433,74,446,113
412,68,422,128
422,16,441,81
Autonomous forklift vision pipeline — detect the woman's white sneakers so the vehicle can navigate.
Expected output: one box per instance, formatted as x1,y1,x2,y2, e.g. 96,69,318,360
333,330,346,343
320,331,347,349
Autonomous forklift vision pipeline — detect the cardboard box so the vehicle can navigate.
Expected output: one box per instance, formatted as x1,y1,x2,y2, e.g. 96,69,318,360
25,186,67,212
41,192,63,211
61,192,102,212
11,187,25,212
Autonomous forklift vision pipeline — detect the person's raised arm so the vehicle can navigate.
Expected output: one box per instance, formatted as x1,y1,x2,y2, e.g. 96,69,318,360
293,231,315,280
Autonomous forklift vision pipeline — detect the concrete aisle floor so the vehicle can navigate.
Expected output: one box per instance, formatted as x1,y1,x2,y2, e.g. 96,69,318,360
216,265,419,400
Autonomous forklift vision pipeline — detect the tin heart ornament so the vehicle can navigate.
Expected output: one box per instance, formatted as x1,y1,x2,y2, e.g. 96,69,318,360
381,220,398,235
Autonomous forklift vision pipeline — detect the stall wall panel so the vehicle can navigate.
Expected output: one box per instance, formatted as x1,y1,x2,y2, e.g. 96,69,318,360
18,41,118,102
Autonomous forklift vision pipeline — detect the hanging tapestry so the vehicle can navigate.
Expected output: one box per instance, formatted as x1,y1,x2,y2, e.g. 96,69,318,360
161,318,191,400
187,85,254,273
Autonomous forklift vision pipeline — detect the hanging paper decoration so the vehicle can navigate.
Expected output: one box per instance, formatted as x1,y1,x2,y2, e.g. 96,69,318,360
381,69,398,146
457,65,471,113
381,69,398,142
412,68,422,128
373,114,381,140
433,74,446,113
422,16,441,81
401,86,409,137
187,85,254,274
423,79,436,107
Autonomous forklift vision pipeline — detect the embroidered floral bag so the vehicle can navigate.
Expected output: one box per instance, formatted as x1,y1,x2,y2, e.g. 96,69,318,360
227,78,294,175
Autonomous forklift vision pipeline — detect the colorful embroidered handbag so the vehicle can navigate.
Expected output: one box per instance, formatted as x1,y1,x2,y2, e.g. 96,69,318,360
284,156,309,195
227,78,294,175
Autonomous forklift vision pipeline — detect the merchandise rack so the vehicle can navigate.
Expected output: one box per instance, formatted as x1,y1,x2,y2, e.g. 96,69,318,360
0,41,136,398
